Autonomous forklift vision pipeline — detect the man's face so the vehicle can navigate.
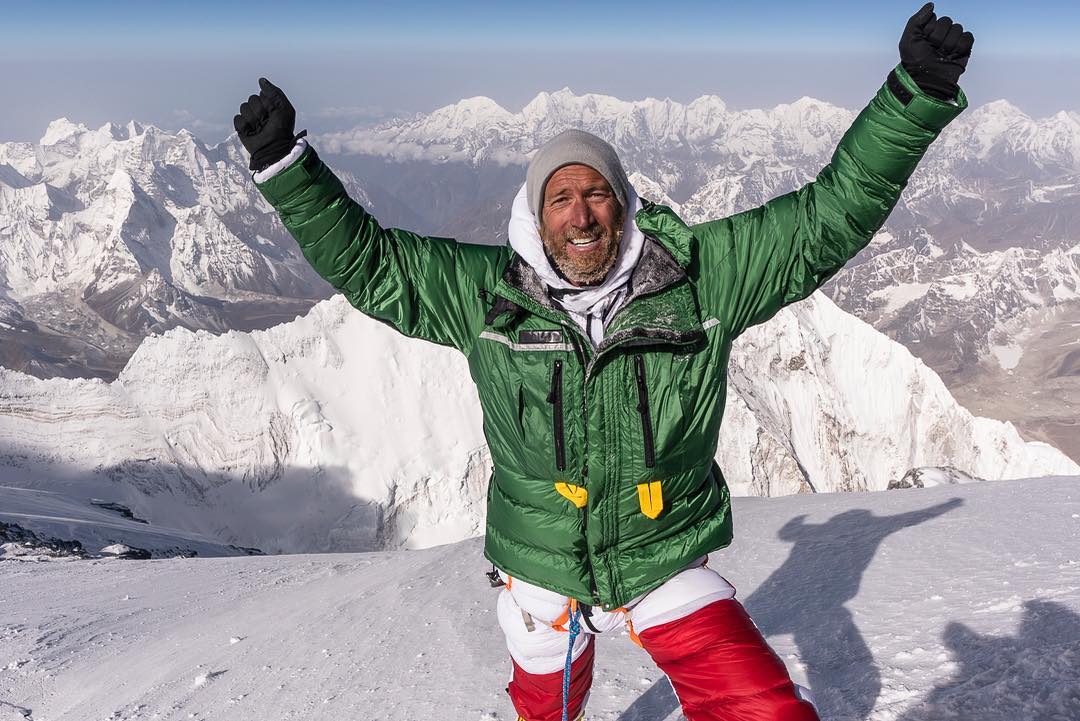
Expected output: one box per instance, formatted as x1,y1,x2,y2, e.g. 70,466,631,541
539,164,624,287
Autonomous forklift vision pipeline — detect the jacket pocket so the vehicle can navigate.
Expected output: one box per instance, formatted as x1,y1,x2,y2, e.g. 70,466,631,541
633,354,656,469
546,359,566,472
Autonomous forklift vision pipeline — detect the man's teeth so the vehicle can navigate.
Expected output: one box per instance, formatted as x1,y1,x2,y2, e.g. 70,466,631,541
569,238,598,246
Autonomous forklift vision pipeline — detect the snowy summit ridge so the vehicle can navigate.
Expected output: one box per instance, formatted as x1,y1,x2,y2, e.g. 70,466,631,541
318,88,847,170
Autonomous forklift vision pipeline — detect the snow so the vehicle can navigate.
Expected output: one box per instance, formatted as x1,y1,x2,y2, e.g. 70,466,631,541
722,293,1079,496
937,273,979,302
1052,282,1078,302
867,282,933,316
0,297,491,556
990,341,1024,371
1,292,1075,559
0,485,251,559
318,88,854,173
1,476,1077,720
0,120,354,350
869,231,894,248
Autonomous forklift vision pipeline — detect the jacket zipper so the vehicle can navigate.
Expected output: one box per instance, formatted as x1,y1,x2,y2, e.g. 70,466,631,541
633,354,656,469
568,337,602,606
547,359,566,472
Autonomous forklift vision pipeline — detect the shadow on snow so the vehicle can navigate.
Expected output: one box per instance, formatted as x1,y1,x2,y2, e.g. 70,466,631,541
896,599,1080,721
617,498,963,721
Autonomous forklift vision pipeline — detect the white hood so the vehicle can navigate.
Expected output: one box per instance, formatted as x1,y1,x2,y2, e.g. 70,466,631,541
507,182,645,345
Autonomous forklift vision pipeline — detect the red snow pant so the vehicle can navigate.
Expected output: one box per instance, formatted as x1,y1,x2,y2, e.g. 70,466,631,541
507,634,594,721
507,600,819,721
638,599,820,721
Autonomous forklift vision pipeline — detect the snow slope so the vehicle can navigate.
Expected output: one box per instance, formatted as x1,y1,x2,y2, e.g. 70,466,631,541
0,485,255,560
0,296,491,556
1,293,1077,558
722,292,1079,496
1,476,1077,721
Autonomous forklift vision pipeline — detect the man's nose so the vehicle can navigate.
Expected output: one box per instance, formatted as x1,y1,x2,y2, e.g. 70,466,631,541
568,196,593,229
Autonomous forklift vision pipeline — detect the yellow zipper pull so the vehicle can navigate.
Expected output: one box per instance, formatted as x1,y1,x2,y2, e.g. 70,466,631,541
554,482,588,509
637,480,664,519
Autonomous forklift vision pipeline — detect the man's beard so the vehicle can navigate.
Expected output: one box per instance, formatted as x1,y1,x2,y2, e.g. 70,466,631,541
539,209,625,288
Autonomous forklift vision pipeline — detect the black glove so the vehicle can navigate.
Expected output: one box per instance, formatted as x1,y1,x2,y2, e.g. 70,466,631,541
899,2,974,101
233,78,307,172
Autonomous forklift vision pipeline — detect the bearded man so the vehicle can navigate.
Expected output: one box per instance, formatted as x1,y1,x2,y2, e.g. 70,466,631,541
234,4,972,719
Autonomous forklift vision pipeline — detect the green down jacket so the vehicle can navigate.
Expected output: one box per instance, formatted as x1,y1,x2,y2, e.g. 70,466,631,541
256,65,965,609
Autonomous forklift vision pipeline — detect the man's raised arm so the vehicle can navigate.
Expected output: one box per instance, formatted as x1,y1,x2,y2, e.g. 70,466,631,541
234,79,507,353
692,3,974,338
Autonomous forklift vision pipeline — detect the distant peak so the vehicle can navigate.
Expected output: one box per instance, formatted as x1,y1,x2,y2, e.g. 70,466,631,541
975,99,1028,118
521,91,553,115
769,96,840,117
98,122,125,140
456,95,504,110
1047,110,1080,128
686,95,728,113
40,117,89,146
431,96,511,121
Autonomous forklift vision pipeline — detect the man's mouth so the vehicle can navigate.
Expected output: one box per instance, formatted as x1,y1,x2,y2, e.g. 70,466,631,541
567,237,600,251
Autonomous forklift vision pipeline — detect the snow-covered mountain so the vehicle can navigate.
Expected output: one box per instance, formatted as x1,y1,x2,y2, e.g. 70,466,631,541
317,89,1080,462
321,91,1080,250
3,88,1080,516
0,120,400,379
321,88,849,181
721,292,1078,496
6,93,1079,423
2,476,1078,721
1,291,1075,557
829,238,1080,373
321,89,850,242
0,297,489,556
825,235,1080,460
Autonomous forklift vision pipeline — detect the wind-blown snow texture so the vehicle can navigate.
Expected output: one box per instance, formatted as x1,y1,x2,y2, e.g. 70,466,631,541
1,476,1077,721
0,294,1075,558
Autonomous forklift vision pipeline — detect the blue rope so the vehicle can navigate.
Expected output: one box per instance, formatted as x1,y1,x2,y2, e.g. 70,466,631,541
561,606,582,721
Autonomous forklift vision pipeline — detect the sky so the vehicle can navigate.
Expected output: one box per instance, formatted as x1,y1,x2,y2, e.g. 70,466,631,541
2,0,1079,144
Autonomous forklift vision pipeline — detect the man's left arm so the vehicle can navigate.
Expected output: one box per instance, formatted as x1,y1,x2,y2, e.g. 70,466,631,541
693,3,973,338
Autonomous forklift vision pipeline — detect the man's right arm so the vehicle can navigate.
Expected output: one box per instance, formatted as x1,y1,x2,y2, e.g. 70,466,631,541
234,78,507,354
255,142,507,353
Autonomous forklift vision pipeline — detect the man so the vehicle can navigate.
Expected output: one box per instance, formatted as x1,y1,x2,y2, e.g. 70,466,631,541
234,4,972,719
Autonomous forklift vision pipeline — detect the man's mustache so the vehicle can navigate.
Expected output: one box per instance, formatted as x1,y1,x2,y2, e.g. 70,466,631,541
560,225,608,242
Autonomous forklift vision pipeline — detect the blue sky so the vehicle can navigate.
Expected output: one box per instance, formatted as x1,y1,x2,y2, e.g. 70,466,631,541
2,0,1078,142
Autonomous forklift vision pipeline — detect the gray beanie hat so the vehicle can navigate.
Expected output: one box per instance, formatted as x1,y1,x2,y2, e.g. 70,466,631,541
526,129,631,223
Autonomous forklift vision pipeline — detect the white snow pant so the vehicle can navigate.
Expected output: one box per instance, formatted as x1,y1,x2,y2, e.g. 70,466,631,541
496,557,736,674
